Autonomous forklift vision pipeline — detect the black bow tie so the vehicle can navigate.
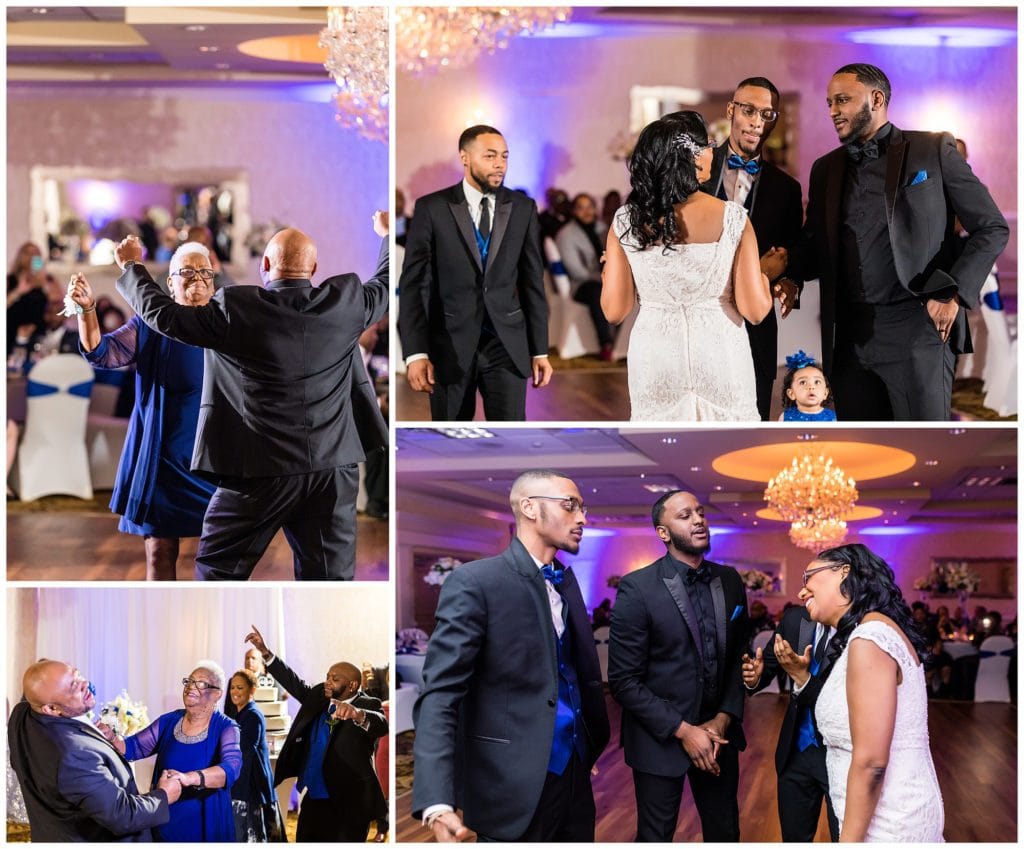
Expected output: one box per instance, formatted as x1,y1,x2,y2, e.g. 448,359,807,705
846,138,881,163
684,563,711,585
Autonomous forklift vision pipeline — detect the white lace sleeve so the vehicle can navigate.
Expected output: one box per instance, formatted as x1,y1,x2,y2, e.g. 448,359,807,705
613,205,635,248
848,619,917,673
721,201,748,251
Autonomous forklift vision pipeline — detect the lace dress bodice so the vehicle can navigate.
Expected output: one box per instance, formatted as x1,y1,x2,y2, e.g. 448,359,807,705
614,201,759,421
815,619,945,842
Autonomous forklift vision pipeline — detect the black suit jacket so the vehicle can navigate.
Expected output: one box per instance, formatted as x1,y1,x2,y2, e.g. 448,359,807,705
411,538,610,840
267,657,387,822
789,125,1009,372
398,183,548,383
116,240,389,480
608,556,748,777
747,605,833,774
8,702,169,842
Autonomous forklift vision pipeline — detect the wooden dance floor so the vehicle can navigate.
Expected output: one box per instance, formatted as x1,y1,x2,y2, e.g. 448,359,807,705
6,507,388,581
395,692,1017,842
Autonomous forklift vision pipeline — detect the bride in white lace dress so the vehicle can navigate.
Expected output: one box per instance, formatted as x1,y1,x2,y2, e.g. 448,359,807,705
601,111,772,421
800,544,944,842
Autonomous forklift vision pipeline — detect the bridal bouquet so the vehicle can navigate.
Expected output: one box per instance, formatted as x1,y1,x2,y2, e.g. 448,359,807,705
423,556,463,587
740,569,777,593
99,690,149,737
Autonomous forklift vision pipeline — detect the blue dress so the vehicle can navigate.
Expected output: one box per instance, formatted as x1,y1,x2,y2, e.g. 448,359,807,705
125,710,241,842
82,315,216,536
782,407,837,422
231,701,284,841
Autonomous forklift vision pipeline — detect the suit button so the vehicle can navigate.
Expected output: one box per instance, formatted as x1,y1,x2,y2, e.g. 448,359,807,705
548,699,556,707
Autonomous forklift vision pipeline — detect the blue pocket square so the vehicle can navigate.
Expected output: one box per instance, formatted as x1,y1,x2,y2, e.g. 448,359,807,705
909,170,928,186
730,605,744,622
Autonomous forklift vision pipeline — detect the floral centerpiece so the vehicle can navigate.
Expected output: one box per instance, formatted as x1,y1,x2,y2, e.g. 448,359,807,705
914,561,981,594
98,690,149,737
397,627,429,655
739,569,778,595
423,556,463,586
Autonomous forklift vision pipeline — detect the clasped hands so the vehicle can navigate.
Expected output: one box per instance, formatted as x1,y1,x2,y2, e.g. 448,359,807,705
674,717,729,776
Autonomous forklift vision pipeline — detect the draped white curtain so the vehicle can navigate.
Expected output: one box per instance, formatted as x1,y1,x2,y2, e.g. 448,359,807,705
7,586,391,720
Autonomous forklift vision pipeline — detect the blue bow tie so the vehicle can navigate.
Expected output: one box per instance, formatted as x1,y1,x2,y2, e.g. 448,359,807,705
727,153,760,175
541,564,564,586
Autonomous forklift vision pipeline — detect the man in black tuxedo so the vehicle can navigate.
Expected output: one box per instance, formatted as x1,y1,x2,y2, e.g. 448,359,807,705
412,469,610,841
608,491,748,842
8,659,180,842
742,604,839,841
114,219,389,581
787,62,1008,420
398,125,552,421
244,625,387,842
702,77,804,421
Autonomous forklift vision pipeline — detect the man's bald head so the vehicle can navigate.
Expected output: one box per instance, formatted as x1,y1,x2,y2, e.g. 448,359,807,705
509,468,573,521
262,228,318,281
23,660,94,717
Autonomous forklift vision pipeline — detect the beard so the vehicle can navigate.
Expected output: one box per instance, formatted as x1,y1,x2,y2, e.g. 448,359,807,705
668,529,710,557
470,164,503,191
841,101,874,144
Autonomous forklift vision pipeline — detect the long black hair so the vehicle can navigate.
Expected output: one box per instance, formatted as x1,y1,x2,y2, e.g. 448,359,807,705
815,543,930,663
622,110,709,252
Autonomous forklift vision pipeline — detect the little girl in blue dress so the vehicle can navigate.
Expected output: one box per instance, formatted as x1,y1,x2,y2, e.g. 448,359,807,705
779,350,837,421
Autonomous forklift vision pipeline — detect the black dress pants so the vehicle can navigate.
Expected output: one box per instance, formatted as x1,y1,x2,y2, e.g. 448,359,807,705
296,796,371,842
831,300,955,421
429,334,527,421
633,745,740,842
195,465,359,581
777,743,839,842
746,309,779,422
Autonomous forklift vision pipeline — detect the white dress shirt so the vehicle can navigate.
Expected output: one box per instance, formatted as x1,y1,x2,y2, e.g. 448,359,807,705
721,146,760,208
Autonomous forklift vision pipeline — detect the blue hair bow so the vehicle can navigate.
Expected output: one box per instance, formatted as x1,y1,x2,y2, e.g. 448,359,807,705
785,350,818,371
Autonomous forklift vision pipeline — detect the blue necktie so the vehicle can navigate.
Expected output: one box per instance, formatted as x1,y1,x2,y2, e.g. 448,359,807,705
541,564,564,586
727,153,761,175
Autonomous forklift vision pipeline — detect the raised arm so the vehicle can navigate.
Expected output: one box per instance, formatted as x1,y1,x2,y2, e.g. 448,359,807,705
733,218,773,324
361,237,390,328
600,225,637,324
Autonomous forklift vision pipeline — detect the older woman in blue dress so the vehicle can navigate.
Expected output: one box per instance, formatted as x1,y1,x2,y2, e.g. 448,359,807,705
105,661,241,842
68,242,217,580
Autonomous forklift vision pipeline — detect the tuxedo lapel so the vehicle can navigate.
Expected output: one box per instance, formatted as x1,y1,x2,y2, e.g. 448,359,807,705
709,573,728,670
883,127,908,259
485,191,513,275
660,559,704,666
707,145,727,198
506,539,559,678
797,615,815,655
447,185,483,272
822,152,846,282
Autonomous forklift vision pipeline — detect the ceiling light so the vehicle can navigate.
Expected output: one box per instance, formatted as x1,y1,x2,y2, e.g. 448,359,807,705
198,45,219,53
437,427,495,439
924,459,938,466
690,466,700,472
185,25,207,32
765,452,858,551
848,26,1015,49
643,484,677,494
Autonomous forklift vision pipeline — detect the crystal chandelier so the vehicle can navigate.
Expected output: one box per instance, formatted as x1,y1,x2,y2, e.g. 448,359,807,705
320,7,389,142
395,7,571,75
764,453,859,551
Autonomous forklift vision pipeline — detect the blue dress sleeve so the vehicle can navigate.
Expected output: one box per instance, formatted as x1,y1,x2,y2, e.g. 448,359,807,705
81,314,142,369
214,715,242,787
123,711,167,761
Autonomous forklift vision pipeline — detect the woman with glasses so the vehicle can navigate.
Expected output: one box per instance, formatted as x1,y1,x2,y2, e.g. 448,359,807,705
601,110,772,421
69,242,218,580
798,543,943,842
227,669,284,842
109,662,241,842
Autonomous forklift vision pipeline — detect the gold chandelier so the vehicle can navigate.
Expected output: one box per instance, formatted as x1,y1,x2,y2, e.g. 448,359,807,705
395,7,571,75
765,453,858,551
320,7,389,142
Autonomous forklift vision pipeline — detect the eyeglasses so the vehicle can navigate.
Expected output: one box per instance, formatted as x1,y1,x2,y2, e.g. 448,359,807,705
730,101,780,123
801,563,844,587
527,495,588,516
181,678,221,692
171,268,216,282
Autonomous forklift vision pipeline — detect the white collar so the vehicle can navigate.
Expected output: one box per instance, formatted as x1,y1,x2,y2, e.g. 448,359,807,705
462,178,493,206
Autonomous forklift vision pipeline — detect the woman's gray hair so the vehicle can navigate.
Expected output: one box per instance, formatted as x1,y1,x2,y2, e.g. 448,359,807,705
192,660,226,696
169,241,211,269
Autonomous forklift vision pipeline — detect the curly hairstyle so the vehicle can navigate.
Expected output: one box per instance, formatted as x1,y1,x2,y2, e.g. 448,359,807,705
622,110,709,252
781,362,835,411
814,543,930,664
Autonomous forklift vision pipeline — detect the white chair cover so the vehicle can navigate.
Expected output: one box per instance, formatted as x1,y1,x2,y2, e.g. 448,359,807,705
974,635,1014,703
393,683,417,733
15,354,94,501
544,236,601,359
978,271,1017,417
593,625,610,682
751,629,780,693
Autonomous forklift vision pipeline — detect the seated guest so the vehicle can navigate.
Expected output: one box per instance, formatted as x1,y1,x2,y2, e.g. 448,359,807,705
107,661,241,842
245,624,388,842
29,295,80,358
9,659,180,841
555,192,614,359
592,597,612,630
228,669,285,842
748,600,775,636
6,242,50,356
935,605,958,639
924,636,954,698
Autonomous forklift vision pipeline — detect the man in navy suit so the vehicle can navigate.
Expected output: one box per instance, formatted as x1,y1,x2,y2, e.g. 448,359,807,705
411,469,610,841
8,659,181,842
609,491,749,842
399,125,552,421
788,63,1008,420
701,76,804,420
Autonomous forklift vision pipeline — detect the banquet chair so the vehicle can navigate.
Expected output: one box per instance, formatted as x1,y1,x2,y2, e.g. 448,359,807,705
85,370,129,490
975,635,1014,703
14,354,94,501
978,271,1017,417
592,625,610,682
751,629,780,693
544,236,601,360
393,683,417,734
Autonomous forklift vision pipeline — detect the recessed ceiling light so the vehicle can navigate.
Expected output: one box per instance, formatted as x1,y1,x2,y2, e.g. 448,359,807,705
31,8,48,14
912,481,921,487
797,433,817,441
639,473,645,479
949,428,967,435
714,485,723,491
662,437,678,444
924,459,938,466
591,488,598,493
186,24,207,32
214,62,230,70
199,45,220,53
690,466,700,472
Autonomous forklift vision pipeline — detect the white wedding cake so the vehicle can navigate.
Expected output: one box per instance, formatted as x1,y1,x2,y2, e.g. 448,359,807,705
254,679,291,735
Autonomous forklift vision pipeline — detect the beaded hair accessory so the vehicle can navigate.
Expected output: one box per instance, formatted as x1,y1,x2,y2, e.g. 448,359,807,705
674,133,705,158
785,349,819,371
